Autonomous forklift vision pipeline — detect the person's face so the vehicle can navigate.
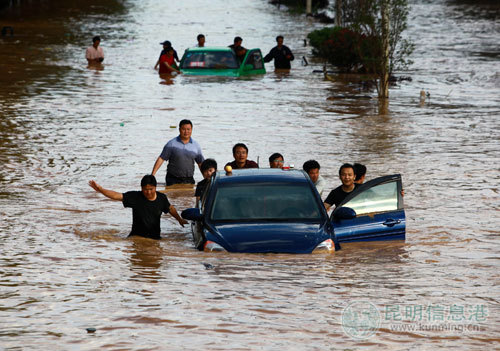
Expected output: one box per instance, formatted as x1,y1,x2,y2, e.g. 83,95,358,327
270,157,284,169
339,167,355,187
179,123,192,140
202,167,216,179
93,40,100,48
234,147,248,164
198,37,205,46
141,184,156,201
307,168,320,183
235,40,242,47
166,48,174,56
277,38,284,46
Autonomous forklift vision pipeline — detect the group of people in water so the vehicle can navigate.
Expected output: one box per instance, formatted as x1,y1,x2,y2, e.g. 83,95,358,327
85,34,295,73
89,120,369,240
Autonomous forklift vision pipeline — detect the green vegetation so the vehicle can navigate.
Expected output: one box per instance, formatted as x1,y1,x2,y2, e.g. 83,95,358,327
308,0,414,98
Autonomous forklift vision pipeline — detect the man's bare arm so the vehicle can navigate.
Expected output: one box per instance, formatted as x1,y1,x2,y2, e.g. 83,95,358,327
88,180,123,201
151,156,164,176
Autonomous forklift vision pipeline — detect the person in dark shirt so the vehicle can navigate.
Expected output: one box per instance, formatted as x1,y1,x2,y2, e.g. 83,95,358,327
88,175,187,239
225,143,258,169
195,158,217,203
324,163,358,211
264,35,294,69
154,40,180,70
228,36,247,63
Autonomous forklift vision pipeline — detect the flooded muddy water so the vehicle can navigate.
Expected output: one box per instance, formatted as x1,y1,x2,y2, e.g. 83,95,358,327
0,0,499,349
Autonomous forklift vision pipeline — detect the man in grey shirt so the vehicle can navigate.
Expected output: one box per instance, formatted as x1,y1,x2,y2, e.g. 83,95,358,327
151,119,204,186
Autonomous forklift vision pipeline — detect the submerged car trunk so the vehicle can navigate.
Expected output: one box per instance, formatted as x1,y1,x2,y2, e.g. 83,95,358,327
209,222,329,254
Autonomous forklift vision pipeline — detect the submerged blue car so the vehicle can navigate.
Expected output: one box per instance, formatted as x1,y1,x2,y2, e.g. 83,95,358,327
181,169,405,254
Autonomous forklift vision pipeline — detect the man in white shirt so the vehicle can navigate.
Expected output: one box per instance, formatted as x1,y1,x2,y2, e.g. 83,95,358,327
86,36,104,65
303,160,326,196
196,34,205,47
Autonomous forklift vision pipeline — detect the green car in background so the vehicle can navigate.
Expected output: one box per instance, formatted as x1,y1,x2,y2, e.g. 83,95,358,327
179,47,266,77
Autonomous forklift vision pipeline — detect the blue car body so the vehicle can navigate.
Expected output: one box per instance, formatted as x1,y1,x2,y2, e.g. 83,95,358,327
181,169,405,253
331,174,406,243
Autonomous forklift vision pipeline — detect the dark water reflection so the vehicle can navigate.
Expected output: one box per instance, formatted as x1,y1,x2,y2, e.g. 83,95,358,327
0,0,499,349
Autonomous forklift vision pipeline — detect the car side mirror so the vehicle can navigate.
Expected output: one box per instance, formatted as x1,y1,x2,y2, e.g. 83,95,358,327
244,64,253,70
333,207,356,220
181,208,203,221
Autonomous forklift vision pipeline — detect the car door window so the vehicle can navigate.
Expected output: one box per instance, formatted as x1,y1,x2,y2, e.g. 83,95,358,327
243,50,264,70
343,181,398,216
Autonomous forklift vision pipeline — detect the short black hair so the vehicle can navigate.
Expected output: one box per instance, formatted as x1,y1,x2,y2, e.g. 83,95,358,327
179,119,192,128
269,153,284,163
92,36,101,43
197,34,205,40
303,160,320,173
353,163,367,181
276,35,284,41
201,158,217,173
234,36,243,43
141,174,157,187
232,143,248,155
339,163,355,176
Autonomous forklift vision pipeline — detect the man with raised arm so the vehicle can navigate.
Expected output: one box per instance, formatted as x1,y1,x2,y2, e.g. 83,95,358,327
88,175,187,239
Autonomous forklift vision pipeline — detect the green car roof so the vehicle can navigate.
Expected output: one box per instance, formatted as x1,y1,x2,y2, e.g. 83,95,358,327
180,47,266,77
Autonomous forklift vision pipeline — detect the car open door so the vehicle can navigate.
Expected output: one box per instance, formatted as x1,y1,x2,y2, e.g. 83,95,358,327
241,49,266,75
331,174,405,243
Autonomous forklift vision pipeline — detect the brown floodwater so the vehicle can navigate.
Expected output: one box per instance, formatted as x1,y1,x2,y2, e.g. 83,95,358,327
0,0,499,349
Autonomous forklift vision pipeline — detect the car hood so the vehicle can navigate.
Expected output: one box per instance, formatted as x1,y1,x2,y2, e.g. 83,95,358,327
207,222,331,254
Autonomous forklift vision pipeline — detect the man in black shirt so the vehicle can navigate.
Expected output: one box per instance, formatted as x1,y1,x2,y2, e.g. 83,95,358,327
89,175,187,239
264,35,294,69
324,163,358,211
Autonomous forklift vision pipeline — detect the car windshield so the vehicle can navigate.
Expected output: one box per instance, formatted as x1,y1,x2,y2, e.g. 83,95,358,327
181,51,239,69
210,183,322,221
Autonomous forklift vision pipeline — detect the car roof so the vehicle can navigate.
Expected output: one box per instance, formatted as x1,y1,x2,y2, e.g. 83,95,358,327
185,46,234,53
214,168,310,185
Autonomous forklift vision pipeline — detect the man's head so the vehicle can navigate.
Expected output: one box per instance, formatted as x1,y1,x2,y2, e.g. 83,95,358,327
197,34,205,46
141,174,157,200
269,153,284,168
276,35,284,46
233,36,243,46
232,143,248,165
92,35,101,48
161,40,172,49
353,163,367,184
201,158,217,179
338,163,356,187
303,160,320,183
179,119,193,141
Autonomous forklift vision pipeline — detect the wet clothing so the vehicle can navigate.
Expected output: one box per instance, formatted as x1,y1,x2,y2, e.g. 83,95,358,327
159,48,179,62
324,184,358,208
264,45,294,69
166,174,195,186
228,44,247,62
225,160,259,169
194,178,209,197
314,175,327,197
122,191,171,239
86,46,104,62
159,54,177,74
159,136,204,184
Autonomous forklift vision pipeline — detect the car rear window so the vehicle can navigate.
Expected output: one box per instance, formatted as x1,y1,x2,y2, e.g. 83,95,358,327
181,51,239,69
210,183,322,221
